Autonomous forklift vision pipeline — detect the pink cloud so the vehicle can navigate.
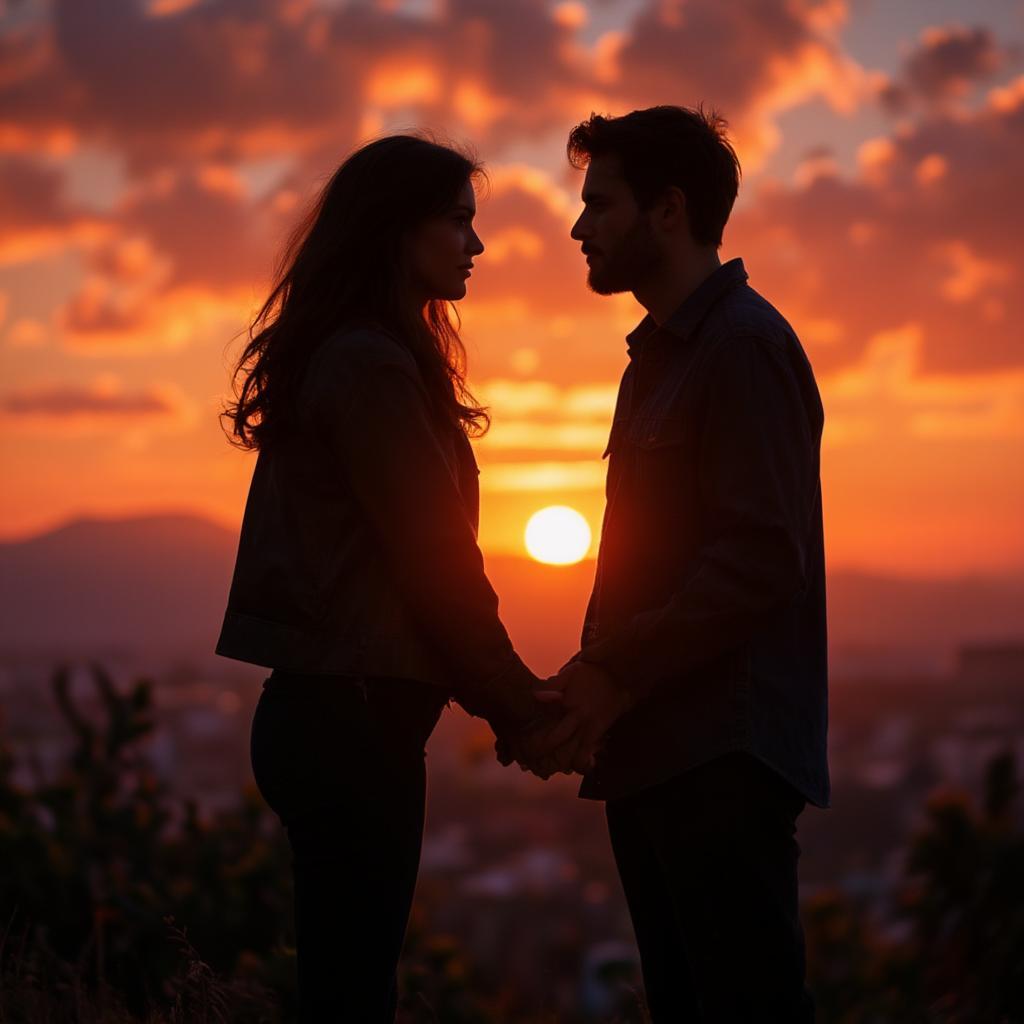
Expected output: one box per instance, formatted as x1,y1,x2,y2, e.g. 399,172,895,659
0,0,590,171
0,0,1019,381
880,24,1014,112
53,167,283,349
604,0,869,165
469,168,602,316
0,377,188,425
731,75,1024,375
0,0,874,176
0,156,105,263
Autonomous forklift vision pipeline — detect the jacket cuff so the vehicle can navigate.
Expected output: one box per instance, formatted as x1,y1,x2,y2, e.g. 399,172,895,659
453,651,539,729
577,621,653,705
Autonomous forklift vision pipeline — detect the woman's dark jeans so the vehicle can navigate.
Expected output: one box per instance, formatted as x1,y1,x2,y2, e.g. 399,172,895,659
250,670,447,1023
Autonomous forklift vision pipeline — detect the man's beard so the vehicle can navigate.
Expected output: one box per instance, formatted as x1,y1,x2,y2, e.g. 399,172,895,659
586,215,665,295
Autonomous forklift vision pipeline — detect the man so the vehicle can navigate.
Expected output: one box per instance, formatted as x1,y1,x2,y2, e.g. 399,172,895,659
509,106,830,1021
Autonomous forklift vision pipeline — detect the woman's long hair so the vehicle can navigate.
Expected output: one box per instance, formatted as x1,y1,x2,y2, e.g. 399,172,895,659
224,134,489,451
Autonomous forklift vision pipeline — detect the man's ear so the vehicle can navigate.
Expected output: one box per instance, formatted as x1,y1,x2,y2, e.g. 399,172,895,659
656,185,687,234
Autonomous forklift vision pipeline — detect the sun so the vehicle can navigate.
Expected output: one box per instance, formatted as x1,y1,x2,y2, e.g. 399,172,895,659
524,506,592,566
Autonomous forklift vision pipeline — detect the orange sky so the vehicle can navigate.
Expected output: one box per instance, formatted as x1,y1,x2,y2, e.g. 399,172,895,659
1,0,1023,577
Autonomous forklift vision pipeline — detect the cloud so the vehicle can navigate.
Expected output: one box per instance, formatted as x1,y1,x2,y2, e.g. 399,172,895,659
0,155,106,263
478,420,611,453
731,74,1024,375
1,0,1020,378
479,460,607,493
0,0,591,170
58,283,249,354
0,0,609,348
821,324,1024,444
0,376,194,433
108,169,275,291
53,165,280,351
469,166,604,316
3,317,49,349
0,0,875,179
53,156,595,352
604,0,871,166
0,0,887,350
2,0,360,167
475,377,617,456
477,377,618,419
880,24,1013,112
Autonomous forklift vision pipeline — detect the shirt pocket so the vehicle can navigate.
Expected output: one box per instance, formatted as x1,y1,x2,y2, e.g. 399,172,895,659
602,415,630,459
621,413,697,505
625,413,690,450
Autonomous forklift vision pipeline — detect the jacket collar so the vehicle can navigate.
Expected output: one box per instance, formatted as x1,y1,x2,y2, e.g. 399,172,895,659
625,258,748,356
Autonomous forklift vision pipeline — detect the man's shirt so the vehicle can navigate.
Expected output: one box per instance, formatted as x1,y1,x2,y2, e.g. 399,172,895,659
577,258,830,807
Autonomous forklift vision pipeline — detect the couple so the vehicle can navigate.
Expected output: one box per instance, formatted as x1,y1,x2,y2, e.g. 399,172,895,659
216,105,829,1023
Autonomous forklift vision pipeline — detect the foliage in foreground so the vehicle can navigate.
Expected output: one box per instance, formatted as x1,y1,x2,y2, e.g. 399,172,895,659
1,666,1023,1022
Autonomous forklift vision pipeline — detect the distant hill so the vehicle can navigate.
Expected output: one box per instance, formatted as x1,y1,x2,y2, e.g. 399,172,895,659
0,514,236,660
1,513,1022,676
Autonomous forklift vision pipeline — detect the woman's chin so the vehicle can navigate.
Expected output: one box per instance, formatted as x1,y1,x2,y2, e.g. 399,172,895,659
432,282,468,302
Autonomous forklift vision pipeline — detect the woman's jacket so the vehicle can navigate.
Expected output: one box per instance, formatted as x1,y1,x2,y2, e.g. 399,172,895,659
215,326,537,727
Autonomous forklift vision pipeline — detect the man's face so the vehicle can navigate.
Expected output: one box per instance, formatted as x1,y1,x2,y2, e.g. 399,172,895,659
570,155,665,295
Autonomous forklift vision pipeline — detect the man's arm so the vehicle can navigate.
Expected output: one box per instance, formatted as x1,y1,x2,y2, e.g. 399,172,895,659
575,333,820,703
310,335,540,728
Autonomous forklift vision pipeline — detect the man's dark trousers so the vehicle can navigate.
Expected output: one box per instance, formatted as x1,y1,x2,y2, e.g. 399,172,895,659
605,752,815,1023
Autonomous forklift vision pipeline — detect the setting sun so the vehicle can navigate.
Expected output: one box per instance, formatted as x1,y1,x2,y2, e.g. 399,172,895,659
524,506,592,565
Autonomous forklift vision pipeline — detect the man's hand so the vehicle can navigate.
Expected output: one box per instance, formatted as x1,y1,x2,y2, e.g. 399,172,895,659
512,660,634,778
494,698,570,779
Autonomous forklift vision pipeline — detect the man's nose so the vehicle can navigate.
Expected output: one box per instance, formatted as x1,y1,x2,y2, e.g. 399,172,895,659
570,213,588,241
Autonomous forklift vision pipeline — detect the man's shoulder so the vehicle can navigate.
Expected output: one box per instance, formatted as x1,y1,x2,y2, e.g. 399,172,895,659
710,282,799,354
698,285,822,418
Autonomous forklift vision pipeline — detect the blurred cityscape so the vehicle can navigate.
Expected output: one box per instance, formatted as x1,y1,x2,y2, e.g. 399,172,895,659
3,640,1023,1020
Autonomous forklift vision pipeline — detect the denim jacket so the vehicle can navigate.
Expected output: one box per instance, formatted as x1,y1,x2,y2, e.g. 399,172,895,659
576,259,830,807
215,326,538,728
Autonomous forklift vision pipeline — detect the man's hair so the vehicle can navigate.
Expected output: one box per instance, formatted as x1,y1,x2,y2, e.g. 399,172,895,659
567,105,741,248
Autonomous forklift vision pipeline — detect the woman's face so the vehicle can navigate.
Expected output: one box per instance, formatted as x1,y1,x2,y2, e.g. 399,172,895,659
406,180,485,304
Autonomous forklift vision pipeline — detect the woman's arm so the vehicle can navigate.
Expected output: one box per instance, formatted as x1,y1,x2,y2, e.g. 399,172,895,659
307,330,540,729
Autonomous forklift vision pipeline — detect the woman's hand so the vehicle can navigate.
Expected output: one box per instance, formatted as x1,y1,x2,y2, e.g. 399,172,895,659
496,662,634,778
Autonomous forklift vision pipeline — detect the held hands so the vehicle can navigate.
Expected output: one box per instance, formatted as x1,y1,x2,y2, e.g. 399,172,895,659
496,660,634,780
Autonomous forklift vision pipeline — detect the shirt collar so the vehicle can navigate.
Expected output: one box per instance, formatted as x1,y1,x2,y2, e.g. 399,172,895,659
625,257,748,356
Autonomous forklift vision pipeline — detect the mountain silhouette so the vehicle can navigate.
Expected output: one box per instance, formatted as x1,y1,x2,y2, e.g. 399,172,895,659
2,513,1022,675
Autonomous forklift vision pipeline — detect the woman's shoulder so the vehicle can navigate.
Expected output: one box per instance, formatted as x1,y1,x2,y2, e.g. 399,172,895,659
299,322,425,419
316,322,418,378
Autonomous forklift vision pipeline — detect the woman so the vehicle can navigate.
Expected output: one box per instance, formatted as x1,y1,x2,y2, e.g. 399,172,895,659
215,135,553,1021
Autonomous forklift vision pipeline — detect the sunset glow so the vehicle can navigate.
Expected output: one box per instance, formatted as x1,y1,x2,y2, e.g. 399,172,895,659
4,9,1024,1019
525,506,592,566
0,1,1020,578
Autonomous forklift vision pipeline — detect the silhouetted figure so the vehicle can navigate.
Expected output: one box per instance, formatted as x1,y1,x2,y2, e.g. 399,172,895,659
215,135,553,1022
509,106,829,1022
